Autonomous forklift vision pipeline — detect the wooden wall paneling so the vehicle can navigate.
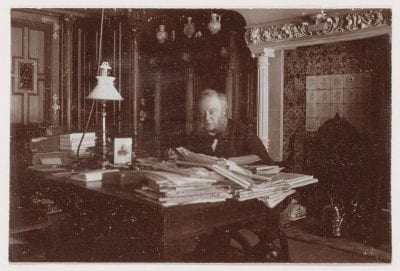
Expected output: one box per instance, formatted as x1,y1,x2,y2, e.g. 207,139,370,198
50,17,61,127
76,18,104,132
185,67,194,135
154,71,162,156
132,31,140,143
43,25,53,124
225,66,233,119
77,28,82,129
113,28,117,127
11,11,61,126
95,31,99,127
229,31,241,122
60,22,64,128
11,26,23,124
11,19,53,125
128,34,133,130
82,31,87,127
28,29,44,124
118,21,122,132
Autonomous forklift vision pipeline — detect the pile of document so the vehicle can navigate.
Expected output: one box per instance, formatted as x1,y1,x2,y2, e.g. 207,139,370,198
69,168,120,188
228,154,261,166
174,147,222,165
59,133,96,158
234,172,318,208
170,148,318,208
243,164,284,175
135,170,232,207
70,168,119,182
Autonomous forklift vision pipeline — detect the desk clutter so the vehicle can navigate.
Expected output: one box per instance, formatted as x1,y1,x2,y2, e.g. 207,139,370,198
59,132,96,158
134,147,317,208
30,133,97,166
28,145,317,208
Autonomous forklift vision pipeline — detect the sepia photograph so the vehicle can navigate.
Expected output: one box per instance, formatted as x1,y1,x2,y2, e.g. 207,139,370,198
4,0,396,267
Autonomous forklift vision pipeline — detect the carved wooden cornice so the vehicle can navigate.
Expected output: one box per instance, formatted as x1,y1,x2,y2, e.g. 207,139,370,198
62,14,77,32
245,9,391,51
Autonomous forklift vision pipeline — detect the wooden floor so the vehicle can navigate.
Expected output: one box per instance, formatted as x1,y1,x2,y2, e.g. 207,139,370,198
287,239,384,263
282,219,391,263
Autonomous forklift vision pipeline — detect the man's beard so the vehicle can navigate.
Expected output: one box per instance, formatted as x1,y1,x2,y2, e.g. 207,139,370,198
198,116,228,136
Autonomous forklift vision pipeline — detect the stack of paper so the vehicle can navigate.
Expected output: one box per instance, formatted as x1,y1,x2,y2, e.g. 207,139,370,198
229,171,317,207
135,170,232,207
258,190,298,208
243,164,284,175
59,133,96,157
30,136,60,153
277,172,318,189
70,168,119,182
174,147,222,165
228,154,261,166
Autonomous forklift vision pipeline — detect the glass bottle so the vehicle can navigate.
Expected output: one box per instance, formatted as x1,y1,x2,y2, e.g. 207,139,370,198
183,17,195,39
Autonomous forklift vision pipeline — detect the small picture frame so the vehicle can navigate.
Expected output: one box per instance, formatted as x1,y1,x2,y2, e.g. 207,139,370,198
114,138,132,165
13,58,38,95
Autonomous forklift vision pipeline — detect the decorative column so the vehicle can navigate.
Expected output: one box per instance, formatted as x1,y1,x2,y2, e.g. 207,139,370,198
185,67,194,135
257,48,275,150
41,16,61,127
61,15,75,131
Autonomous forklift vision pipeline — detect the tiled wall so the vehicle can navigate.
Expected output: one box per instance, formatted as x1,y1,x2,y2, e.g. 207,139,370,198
283,35,390,171
305,73,372,133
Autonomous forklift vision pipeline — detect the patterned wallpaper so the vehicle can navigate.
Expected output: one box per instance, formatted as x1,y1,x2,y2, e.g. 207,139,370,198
283,35,390,172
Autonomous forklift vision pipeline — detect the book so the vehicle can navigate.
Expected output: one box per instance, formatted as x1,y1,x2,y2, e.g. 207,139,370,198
70,168,119,182
28,165,66,172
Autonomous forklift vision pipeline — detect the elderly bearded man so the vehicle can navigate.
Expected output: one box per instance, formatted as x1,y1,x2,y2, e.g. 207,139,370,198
174,89,286,262
183,88,275,164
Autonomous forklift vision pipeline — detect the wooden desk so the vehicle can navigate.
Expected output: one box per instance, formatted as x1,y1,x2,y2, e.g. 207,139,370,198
25,169,281,262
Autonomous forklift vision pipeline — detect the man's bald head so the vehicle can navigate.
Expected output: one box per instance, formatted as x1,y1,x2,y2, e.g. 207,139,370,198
198,89,228,135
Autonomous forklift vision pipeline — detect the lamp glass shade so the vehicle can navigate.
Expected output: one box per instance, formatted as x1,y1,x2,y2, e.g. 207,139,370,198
87,76,123,101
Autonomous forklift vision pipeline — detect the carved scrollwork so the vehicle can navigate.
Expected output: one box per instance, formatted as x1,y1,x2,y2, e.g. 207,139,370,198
246,9,390,45
63,14,77,33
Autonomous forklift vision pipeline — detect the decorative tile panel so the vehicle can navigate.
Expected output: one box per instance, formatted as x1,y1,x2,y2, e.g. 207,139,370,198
331,74,344,89
343,74,357,88
318,89,331,103
306,90,318,104
306,73,371,132
317,75,331,90
306,76,318,90
331,89,343,103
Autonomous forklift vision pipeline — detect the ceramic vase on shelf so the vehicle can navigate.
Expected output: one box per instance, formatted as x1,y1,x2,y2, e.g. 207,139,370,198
208,13,221,34
156,25,168,43
183,17,195,39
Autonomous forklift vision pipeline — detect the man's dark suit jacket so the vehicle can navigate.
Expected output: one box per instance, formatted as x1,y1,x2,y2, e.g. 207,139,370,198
184,120,275,164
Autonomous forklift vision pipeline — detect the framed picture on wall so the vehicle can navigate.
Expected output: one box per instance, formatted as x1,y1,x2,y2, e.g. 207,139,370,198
13,58,38,94
113,138,132,165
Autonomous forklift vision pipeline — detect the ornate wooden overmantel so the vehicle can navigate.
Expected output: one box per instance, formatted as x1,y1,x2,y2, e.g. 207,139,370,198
244,9,391,54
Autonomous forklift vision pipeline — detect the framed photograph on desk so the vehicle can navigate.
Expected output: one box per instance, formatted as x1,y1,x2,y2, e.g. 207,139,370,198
114,138,132,165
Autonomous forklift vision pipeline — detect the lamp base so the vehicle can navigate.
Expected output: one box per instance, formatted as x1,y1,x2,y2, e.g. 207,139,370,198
100,158,110,169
